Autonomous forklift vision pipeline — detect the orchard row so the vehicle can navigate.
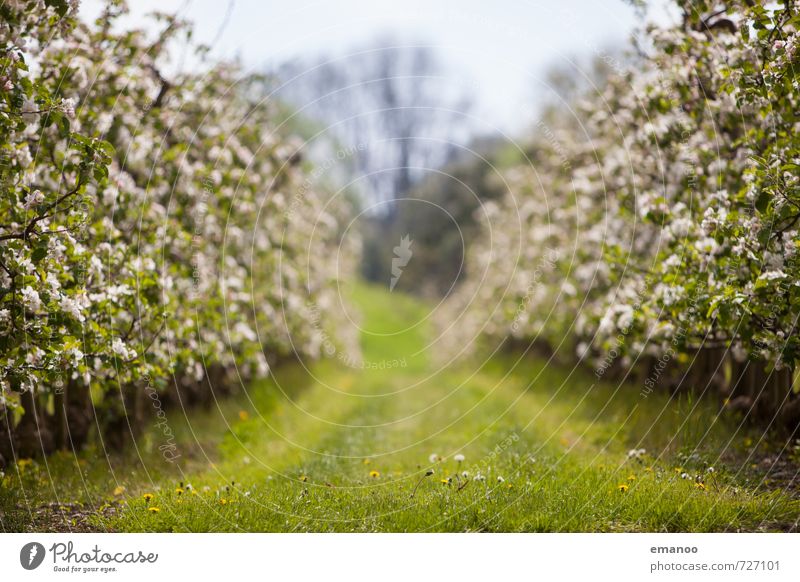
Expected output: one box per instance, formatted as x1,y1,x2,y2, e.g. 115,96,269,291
0,1,355,460
447,1,800,428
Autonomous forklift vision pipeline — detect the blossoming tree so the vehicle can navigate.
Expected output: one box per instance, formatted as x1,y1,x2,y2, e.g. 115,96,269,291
0,1,355,460
446,0,800,428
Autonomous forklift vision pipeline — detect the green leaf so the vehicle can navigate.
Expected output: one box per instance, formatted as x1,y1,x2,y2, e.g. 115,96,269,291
31,244,48,264
44,0,69,17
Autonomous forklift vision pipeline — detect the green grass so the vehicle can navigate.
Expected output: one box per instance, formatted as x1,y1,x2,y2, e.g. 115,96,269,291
2,282,799,532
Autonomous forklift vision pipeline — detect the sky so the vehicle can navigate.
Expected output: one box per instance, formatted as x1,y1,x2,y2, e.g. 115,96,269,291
83,0,673,134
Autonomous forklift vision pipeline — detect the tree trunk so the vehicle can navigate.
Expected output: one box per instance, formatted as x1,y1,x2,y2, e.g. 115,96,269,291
66,378,92,450
102,382,145,451
0,403,12,469
726,358,795,427
683,347,726,397
14,390,55,458
54,388,67,450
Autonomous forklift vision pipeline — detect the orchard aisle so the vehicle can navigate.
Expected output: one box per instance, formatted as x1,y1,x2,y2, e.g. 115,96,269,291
2,285,798,532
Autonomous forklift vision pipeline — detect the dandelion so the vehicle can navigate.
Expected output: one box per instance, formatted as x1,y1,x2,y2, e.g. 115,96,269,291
440,477,452,485
175,487,184,495
496,476,505,483
627,474,636,481
300,475,308,482
363,459,371,465
461,471,469,479
238,410,249,421
220,499,227,505
706,467,715,474
617,484,629,492
454,454,465,463
695,482,706,491
369,470,380,478
429,453,439,463
474,473,486,482
644,467,653,473
411,469,435,498
148,507,160,513
680,472,690,480
112,486,126,496
143,493,154,503
506,483,513,489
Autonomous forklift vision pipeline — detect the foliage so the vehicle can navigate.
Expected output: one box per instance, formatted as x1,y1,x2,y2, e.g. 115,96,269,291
0,2,355,433
446,1,800,410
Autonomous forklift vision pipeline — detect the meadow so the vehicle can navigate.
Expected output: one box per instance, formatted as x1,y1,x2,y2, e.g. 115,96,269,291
2,285,797,533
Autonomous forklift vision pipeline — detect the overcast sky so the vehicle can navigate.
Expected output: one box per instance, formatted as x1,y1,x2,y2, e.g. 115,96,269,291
83,0,673,134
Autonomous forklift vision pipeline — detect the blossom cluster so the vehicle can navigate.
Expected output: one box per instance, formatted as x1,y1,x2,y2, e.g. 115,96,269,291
0,2,355,416
445,1,800,392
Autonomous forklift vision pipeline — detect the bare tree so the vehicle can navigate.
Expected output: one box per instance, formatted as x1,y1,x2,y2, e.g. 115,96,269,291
273,37,474,215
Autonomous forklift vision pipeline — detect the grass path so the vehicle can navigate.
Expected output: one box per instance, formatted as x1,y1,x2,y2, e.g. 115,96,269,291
2,284,799,531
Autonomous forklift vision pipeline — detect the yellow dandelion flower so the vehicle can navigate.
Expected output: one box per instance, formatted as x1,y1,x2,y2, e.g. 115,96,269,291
369,470,380,478
112,485,126,496
148,507,160,513
220,498,228,505
695,482,706,491
644,467,653,473
142,493,154,502
300,475,308,482
617,484,629,492
363,459,371,465
238,410,249,421
627,474,636,481
175,487,184,495
506,483,513,489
